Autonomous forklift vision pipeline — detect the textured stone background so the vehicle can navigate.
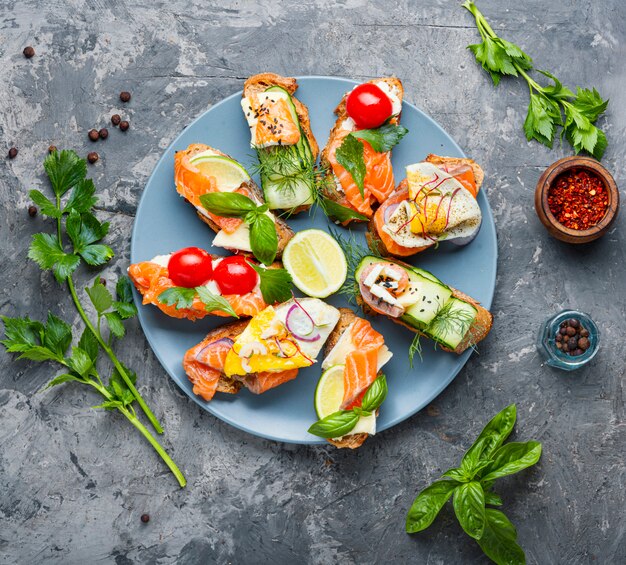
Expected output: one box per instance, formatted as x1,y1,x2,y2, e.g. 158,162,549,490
1,0,625,563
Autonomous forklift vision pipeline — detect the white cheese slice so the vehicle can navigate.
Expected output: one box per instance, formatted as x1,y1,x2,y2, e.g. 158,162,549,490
322,326,393,370
370,284,400,306
373,80,402,115
363,264,384,288
149,254,172,268
213,223,253,252
340,117,356,132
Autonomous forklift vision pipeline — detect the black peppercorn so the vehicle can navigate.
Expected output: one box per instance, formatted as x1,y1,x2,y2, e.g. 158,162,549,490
559,327,568,336
568,337,578,349
120,91,131,103
111,114,121,126
28,205,37,217
8,147,18,159
569,319,579,328
566,326,576,337
119,120,129,132
99,128,109,140
23,46,35,58
140,514,150,523
88,129,99,142
48,145,57,153
99,277,106,286
87,152,99,164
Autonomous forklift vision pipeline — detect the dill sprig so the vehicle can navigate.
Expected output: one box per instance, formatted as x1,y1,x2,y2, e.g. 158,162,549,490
251,145,316,199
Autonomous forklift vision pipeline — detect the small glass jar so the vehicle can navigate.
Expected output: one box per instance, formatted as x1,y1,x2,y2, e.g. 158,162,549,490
536,310,600,371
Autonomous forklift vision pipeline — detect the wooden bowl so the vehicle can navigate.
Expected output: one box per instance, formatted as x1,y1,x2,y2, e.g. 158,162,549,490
535,156,619,243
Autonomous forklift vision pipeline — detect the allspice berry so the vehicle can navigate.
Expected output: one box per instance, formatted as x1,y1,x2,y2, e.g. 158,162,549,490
111,114,121,126
87,152,99,164
8,147,18,159
120,91,131,103
99,128,109,140
119,120,130,132
23,46,35,58
48,145,57,153
88,129,99,142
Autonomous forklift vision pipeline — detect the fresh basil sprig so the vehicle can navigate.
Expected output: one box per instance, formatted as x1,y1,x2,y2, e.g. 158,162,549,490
247,262,293,304
308,374,387,438
406,404,541,565
199,193,278,265
335,123,408,198
319,197,369,224
158,286,239,318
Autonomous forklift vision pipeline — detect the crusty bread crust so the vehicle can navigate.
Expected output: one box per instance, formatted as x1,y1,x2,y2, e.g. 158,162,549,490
355,259,493,354
320,77,404,224
243,73,319,215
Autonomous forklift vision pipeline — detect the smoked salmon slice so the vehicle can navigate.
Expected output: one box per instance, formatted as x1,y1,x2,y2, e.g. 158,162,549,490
128,260,267,321
183,337,234,401
245,95,301,147
242,369,299,394
328,132,395,217
174,143,245,234
341,319,385,409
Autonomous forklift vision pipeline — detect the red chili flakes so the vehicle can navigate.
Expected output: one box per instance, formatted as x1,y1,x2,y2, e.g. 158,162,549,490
547,169,609,230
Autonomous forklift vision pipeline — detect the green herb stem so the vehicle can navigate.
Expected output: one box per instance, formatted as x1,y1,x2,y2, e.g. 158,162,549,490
67,276,163,434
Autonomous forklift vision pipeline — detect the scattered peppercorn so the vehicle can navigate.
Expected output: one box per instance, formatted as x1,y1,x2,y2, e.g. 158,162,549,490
88,129,100,142
120,91,131,103
554,318,591,357
119,120,130,132
99,128,109,140
111,114,121,126
87,152,99,164
99,277,106,286
28,205,37,217
547,169,609,231
23,46,35,58
8,147,18,159
48,145,57,153
140,514,150,523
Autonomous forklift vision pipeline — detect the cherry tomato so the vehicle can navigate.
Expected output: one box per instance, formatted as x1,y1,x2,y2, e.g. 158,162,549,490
167,247,213,288
346,83,393,129
213,256,258,295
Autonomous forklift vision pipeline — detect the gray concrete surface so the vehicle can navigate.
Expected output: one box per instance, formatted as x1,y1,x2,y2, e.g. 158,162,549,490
1,1,625,563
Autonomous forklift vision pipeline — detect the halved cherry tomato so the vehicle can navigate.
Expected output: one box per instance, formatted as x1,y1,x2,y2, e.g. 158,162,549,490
346,83,393,129
213,256,258,295
167,247,213,288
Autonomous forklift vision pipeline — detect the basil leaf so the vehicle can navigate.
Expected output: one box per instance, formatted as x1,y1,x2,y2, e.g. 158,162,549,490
360,374,388,413
320,197,369,224
406,480,458,533
465,404,516,463
480,441,542,482
250,213,278,266
484,491,503,507
308,410,360,439
195,286,239,318
335,134,366,198
352,407,372,418
441,467,470,483
352,124,409,153
158,287,196,310
247,262,293,304
476,509,526,565
453,481,486,540
199,192,257,217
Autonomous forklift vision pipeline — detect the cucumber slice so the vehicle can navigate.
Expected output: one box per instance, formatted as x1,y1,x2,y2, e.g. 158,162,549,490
257,86,315,210
425,298,477,350
400,274,452,329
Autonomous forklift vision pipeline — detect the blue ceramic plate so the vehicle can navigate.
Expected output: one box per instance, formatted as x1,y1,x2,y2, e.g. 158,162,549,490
131,77,497,444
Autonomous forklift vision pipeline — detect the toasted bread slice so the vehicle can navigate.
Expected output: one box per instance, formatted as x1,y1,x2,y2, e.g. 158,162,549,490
366,155,485,256
320,77,404,224
355,260,493,354
243,73,319,214
174,143,294,257
243,73,319,159
321,308,382,450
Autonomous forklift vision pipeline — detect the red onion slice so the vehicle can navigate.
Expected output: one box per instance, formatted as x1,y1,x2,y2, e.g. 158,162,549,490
196,337,234,365
383,202,400,224
286,303,321,342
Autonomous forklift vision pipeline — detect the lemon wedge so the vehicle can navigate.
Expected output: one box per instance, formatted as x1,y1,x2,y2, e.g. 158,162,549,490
189,154,250,192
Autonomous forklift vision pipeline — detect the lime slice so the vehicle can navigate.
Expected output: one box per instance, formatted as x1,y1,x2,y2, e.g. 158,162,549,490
314,365,345,419
189,154,250,192
282,229,347,298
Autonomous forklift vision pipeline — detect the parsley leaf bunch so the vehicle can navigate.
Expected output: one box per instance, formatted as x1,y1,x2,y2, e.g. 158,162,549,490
1,150,185,487
406,405,541,565
463,1,609,159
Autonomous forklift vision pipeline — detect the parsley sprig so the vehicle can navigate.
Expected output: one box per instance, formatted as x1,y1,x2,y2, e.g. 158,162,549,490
463,1,609,159
1,149,185,487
